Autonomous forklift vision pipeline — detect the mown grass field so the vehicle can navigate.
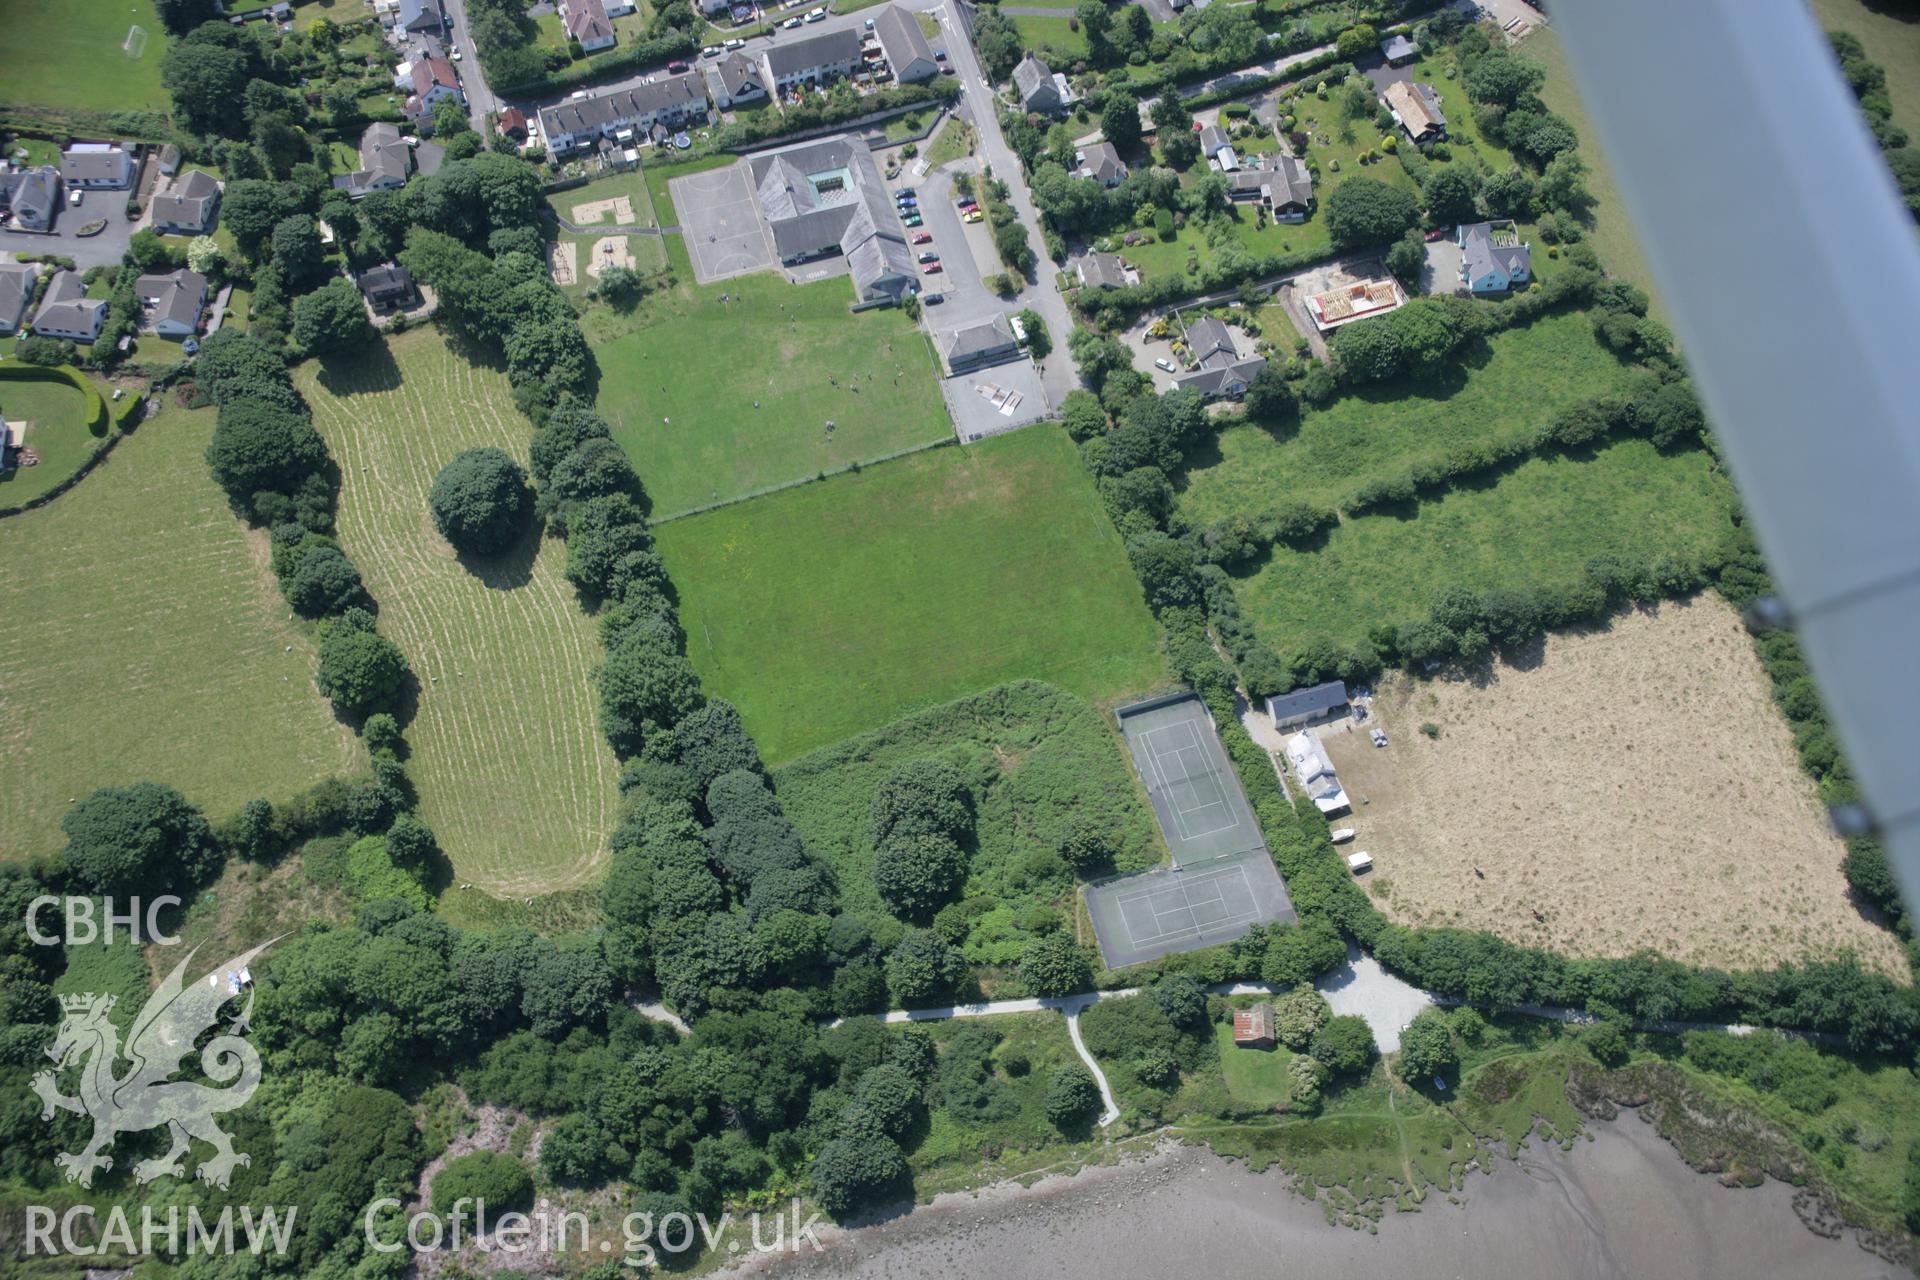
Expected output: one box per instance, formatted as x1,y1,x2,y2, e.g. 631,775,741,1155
297,329,619,896
1220,439,1737,653
1179,309,1628,518
775,681,1163,965
1811,0,1920,142
0,405,359,859
655,428,1167,764
0,0,169,118
0,375,100,508
578,163,951,518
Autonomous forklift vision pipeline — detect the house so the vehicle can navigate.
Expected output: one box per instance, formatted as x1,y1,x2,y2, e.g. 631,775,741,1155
562,0,616,53
761,28,863,94
135,268,208,339
1075,251,1129,290
604,0,635,13
1285,732,1349,815
1232,1003,1276,1049
1264,680,1349,731
0,262,38,335
32,271,106,343
60,143,134,190
1173,315,1267,401
749,135,915,303
357,262,420,312
1380,33,1418,65
332,122,442,199
1199,123,1237,172
705,51,768,110
149,170,223,235
872,5,938,84
1226,153,1315,221
1074,141,1128,187
1013,52,1071,115
1458,219,1532,293
0,166,61,231
941,315,1021,374
402,55,463,119
157,144,182,176
537,74,708,154
1383,80,1447,145
496,107,528,140
393,0,444,34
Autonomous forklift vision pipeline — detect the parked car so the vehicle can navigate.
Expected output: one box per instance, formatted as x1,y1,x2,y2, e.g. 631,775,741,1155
69,190,83,206
917,251,939,263
1154,357,1176,373
667,59,688,72
922,291,944,304
955,196,975,208
903,214,922,226
896,197,916,209
805,7,826,20
963,209,983,223
1346,851,1374,874
911,231,932,244
934,49,946,60
725,37,746,49
897,187,915,197
451,48,462,61
865,16,875,27
921,261,942,274
702,44,722,57
781,16,802,28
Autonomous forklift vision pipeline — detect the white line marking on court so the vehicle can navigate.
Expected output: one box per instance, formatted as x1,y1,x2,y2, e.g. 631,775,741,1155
1112,865,1261,947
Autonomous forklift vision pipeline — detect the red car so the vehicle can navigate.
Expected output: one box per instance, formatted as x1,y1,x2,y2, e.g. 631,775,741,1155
912,231,933,244
921,261,942,274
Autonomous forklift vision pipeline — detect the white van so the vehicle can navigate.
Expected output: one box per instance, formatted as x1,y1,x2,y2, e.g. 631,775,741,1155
1346,851,1374,874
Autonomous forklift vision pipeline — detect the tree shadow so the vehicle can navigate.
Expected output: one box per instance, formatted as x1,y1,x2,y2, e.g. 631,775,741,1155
454,516,544,590
315,337,404,397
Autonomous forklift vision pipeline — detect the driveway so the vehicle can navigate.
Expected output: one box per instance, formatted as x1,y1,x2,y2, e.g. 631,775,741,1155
1316,943,1435,1053
0,200,137,271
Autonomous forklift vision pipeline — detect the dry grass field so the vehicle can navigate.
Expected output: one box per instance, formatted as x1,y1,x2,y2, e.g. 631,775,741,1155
298,330,619,897
1320,595,1906,976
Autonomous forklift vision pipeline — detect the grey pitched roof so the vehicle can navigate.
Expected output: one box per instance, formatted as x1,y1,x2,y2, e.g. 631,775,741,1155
1459,220,1530,282
1013,53,1057,108
1380,33,1417,61
1385,80,1446,136
943,314,1017,362
1265,680,1349,724
537,73,707,139
33,270,105,335
872,5,935,76
843,210,915,301
362,122,413,182
563,0,614,46
398,0,442,29
1077,141,1126,184
0,262,36,328
749,135,902,276
1184,315,1236,366
1270,152,1313,208
1,167,60,227
763,27,862,80
1199,124,1229,155
59,144,128,185
706,51,763,100
1076,251,1127,289
149,170,222,229
135,269,207,330
357,262,415,298
1176,356,1266,398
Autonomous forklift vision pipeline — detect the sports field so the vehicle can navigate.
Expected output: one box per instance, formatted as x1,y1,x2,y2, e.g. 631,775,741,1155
0,0,169,118
583,172,951,518
297,330,619,896
1179,310,1627,519
655,428,1167,764
0,404,359,859
1222,439,1736,654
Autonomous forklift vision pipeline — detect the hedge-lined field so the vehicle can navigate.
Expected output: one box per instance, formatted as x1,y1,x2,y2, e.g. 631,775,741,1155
1179,310,1627,520
298,329,619,895
0,0,168,117
656,428,1167,764
0,370,101,508
1223,439,1736,653
775,681,1164,963
0,405,359,858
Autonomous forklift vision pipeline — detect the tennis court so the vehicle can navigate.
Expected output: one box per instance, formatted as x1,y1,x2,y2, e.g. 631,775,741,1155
1085,694,1298,968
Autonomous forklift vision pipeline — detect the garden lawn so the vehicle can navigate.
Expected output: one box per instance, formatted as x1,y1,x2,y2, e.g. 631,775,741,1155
297,329,620,897
655,428,1167,764
1011,16,1088,62
1218,438,1736,653
0,404,360,859
587,201,950,516
0,0,169,119
1215,1018,1297,1107
775,681,1164,962
0,374,102,508
1178,309,1628,519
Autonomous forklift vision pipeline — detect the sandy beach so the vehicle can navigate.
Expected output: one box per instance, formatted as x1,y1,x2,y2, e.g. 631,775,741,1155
729,1115,1907,1280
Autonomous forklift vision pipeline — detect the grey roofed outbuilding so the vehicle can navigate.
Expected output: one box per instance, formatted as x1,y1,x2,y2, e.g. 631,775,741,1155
1265,680,1350,727
149,169,222,231
1380,33,1417,62
763,27,862,81
942,314,1020,372
0,262,37,334
1199,123,1229,155
1013,52,1064,112
1459,219,1531,284
872,4,937,81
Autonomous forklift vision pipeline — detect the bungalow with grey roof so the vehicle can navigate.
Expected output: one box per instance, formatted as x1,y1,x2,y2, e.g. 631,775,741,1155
0,262,38,335
32,271,106,343
60,143,134,190
1264,680,1349,731
357,262,419,312
1074,251,1129,290
1074,141,1128,187
136,268,208,339
1174,314,1266,401
332,122,443,199
149,170,224,235
1458,219,1531,293
1227,152,1314,221
1013,52,1071,114
942,315,1020,374
0,166,61,232
872,5,938,84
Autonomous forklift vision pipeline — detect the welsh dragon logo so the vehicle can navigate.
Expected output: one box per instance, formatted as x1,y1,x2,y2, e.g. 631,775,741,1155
31,940,277,1190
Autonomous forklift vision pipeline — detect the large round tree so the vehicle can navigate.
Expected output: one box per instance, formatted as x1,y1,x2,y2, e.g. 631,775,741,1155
429,447,532,555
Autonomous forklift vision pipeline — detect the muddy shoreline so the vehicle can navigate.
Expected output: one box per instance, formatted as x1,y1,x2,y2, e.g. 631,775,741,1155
724,1113,1911,1280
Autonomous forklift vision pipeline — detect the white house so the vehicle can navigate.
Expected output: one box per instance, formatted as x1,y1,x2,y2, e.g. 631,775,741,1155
60,143,134,190
1458,220,1532,293
136,268,208,339
562,0,616,53
402,55,464,119
149,170,223,235
705,52,767,110
1285,732,1350,815
32,271,106,342
761,28,863,94
536,74,708,155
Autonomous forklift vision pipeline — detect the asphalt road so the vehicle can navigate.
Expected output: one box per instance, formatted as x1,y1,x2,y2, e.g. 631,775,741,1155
0,197,137,271
438,0,498,132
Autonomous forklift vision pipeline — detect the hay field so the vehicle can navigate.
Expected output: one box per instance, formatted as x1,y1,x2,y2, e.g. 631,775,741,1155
1324,595,1905,976
297,330,618,896
0,404,358,859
